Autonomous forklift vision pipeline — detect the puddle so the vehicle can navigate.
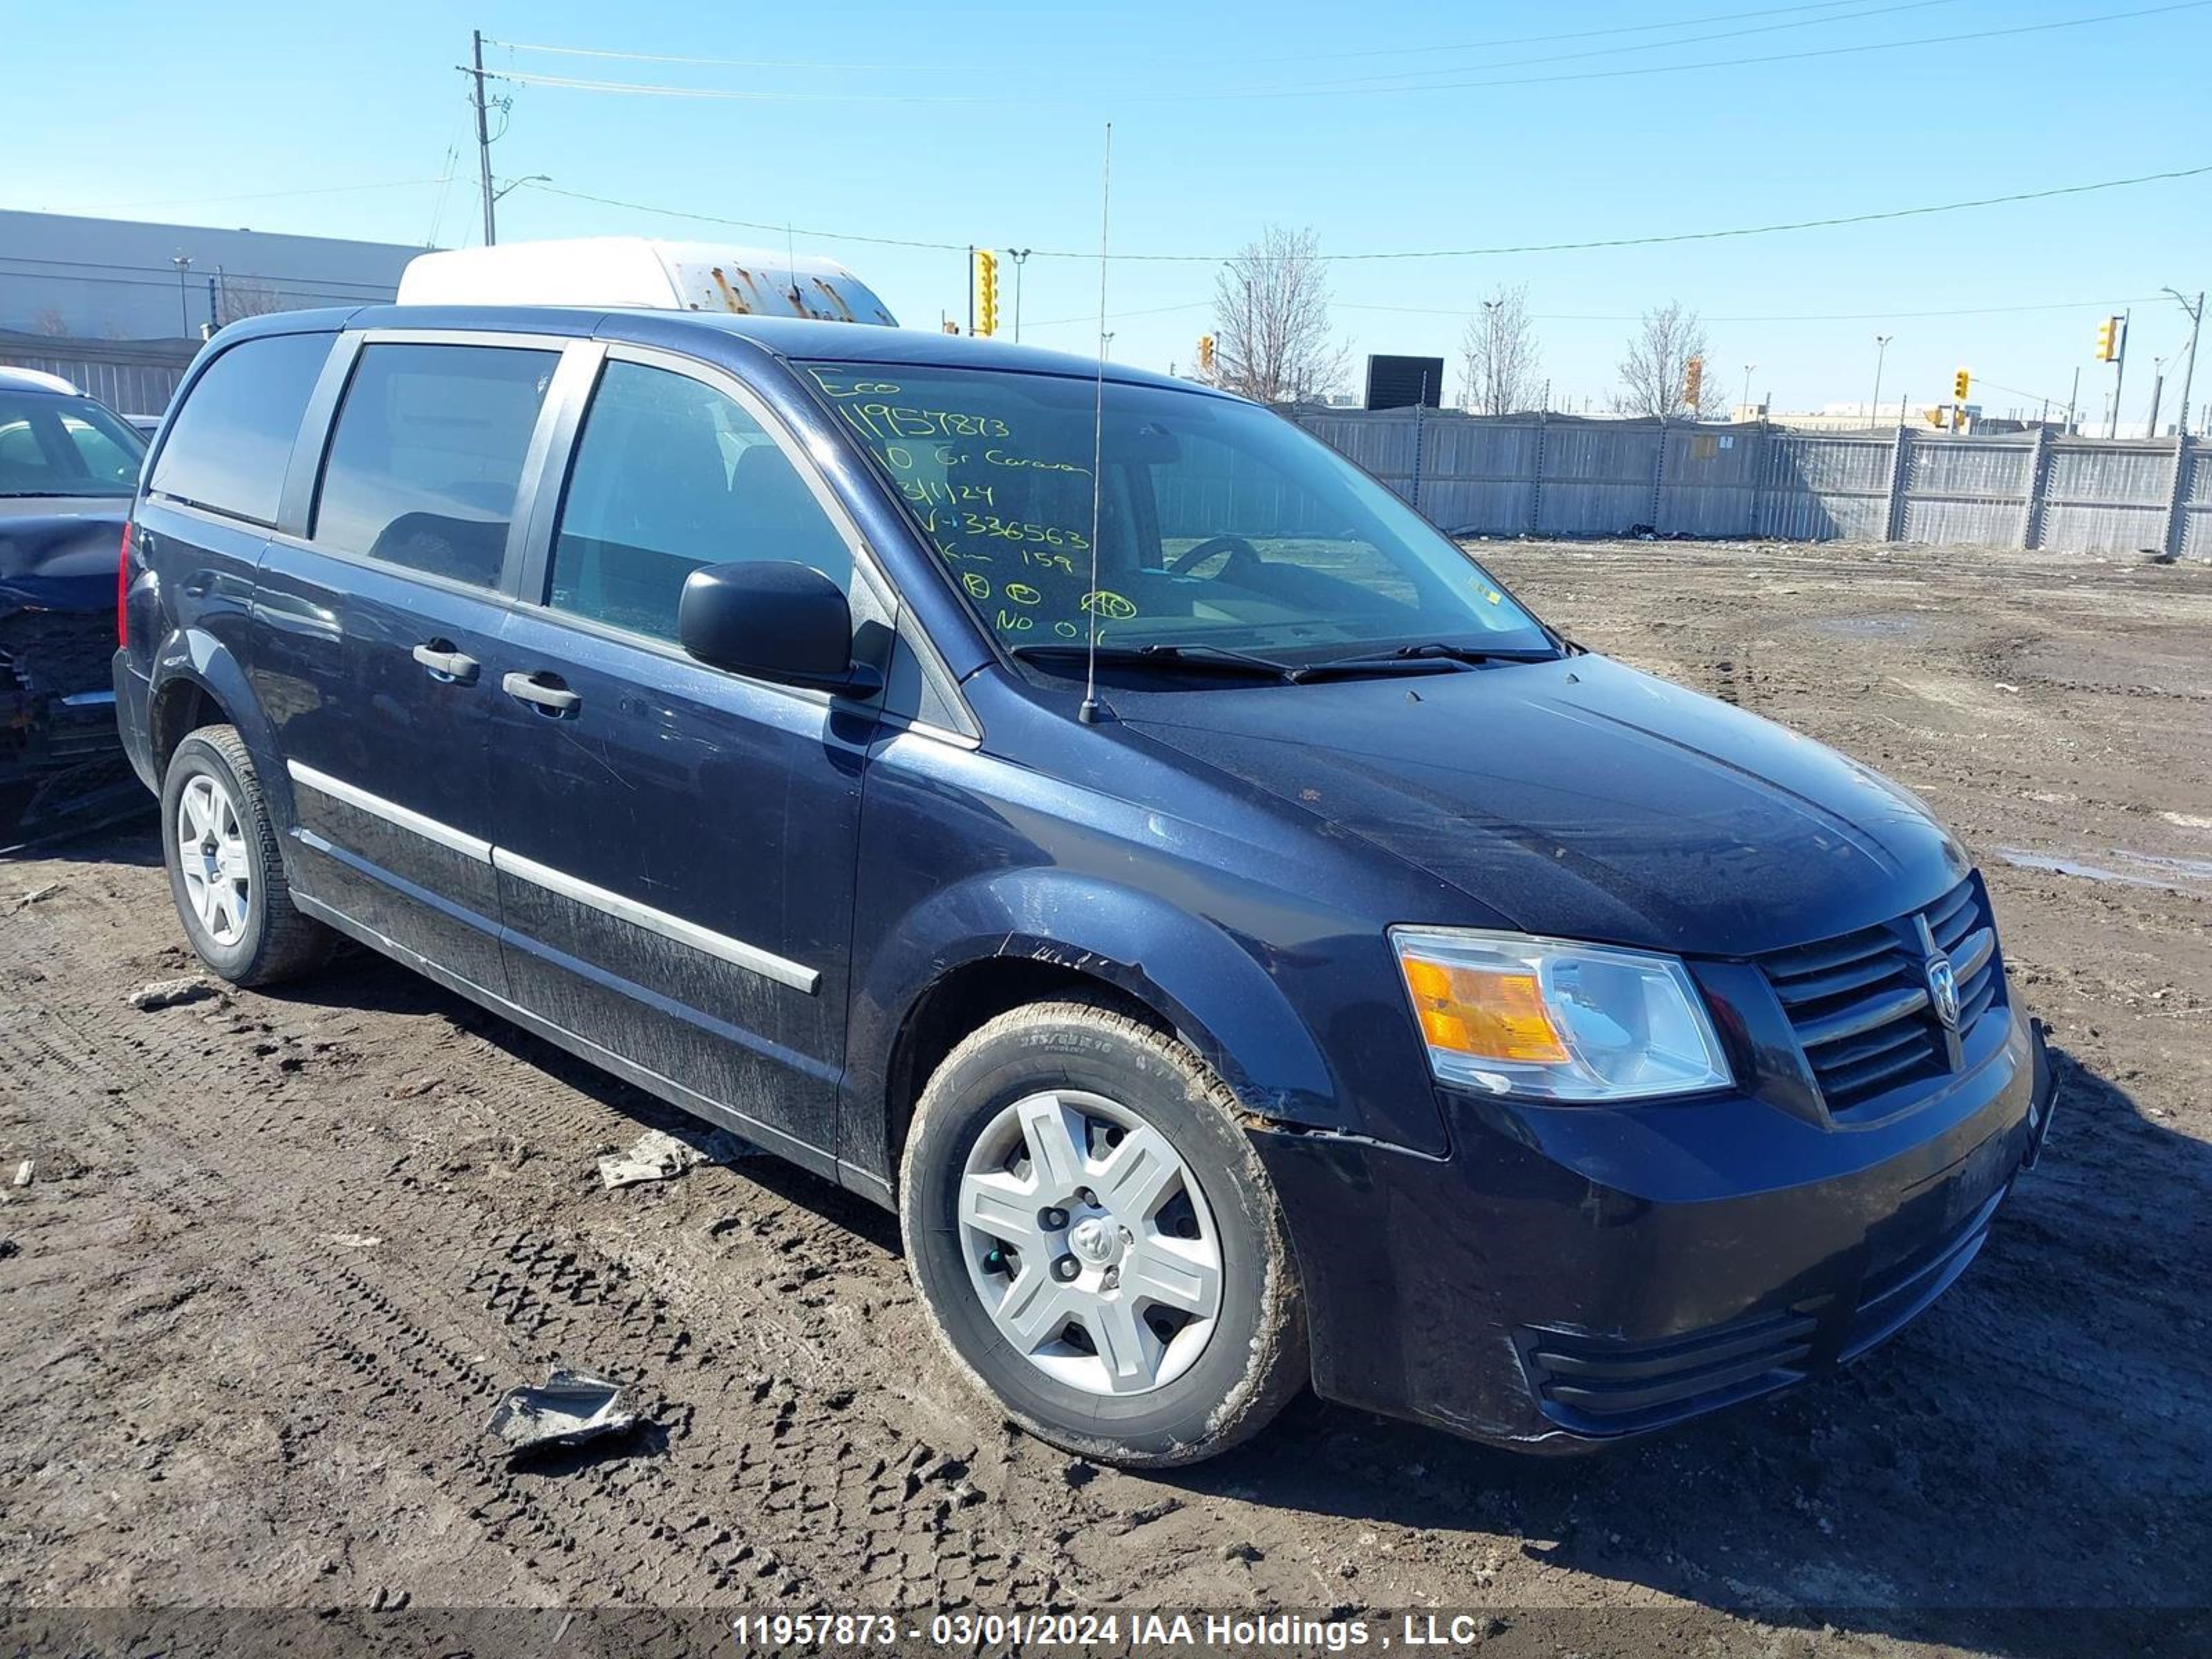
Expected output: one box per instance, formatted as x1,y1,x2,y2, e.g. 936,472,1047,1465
1995,846,2212,892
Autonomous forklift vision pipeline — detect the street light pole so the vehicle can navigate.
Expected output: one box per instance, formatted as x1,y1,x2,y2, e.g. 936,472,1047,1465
1741,363,1756,417
171,254,193,336
1871,335,1892,429
1009,248,1031,341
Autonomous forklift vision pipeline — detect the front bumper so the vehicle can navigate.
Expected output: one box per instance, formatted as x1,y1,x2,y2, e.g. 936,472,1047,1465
0,641,145,854
1252,1009,2054,1450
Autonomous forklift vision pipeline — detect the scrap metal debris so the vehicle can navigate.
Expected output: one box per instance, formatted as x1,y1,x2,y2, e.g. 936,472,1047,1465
12,1159,30,1188
485,1367,638,1455
126,976,217,1012
322,1232,382,1248
13,882,62,910
597,1126,760,1190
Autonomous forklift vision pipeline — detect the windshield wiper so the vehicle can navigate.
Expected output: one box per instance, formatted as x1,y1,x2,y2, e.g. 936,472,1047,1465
1289,641,1556,682
1009,641,1295,681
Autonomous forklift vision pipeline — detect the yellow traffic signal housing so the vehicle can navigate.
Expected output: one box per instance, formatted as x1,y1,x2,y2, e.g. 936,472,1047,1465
1197,334,1217,373
2095,316,2119,362
1683,355,1703,411
973,250,1000,337
1953,368,1971,402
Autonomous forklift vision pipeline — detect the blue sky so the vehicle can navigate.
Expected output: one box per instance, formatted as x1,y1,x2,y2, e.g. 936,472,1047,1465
11,0,2210,419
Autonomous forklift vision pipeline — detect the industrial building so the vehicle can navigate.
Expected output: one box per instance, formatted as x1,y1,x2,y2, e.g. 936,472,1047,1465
0,209,424,411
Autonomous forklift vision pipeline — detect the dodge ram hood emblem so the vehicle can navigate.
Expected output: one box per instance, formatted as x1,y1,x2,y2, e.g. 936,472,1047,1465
1926,954,1962,1030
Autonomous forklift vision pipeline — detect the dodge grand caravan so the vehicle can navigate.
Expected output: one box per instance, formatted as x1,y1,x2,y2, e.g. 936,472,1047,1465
115,308,2057,1465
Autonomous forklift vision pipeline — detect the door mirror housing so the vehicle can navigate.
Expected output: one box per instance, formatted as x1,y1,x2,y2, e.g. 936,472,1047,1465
677,560,870,691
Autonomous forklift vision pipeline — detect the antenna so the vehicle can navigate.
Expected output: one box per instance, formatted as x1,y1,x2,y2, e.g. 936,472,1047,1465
1078,122,1114,727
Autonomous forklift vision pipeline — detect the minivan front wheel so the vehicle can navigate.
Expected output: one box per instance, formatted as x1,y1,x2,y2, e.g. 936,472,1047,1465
160,726,333,987
900,997,1306,1466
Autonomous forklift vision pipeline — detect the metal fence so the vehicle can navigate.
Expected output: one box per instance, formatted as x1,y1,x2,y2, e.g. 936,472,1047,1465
0,331,199,417
1289,409,2211,560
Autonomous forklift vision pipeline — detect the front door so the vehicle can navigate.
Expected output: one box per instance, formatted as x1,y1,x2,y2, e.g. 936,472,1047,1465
486,349,885,1171
255,335,570,991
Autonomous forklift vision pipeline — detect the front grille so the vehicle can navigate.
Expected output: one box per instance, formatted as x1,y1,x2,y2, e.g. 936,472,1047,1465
1518,1309,1819,1432
1759,878,2004,1114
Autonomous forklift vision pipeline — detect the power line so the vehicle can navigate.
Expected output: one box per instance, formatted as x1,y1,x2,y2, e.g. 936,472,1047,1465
518,161,2212,265
1338,295,2178,324
29,178,448,214
1197,0,2212,101
485,1,2211,105
1299,0,1969,93
483,35,899,71
1256,0,1906,61
489,0,1946,90
521,182,975,252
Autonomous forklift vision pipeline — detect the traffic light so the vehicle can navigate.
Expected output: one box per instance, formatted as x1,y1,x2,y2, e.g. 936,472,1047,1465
973,250,1000,337
1197,334,1216,373
1953,367,1971,402
2095,316,2120,362
1683,355,1703,411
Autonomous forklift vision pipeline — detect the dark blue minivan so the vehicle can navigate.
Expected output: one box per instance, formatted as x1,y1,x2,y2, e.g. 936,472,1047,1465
114,307,2056,1465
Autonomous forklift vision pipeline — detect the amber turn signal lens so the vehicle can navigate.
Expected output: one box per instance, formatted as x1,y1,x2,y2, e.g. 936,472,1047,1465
1400,956,1571,1065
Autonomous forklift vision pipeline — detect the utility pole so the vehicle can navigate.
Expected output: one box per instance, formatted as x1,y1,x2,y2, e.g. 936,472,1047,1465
2165,287,2203,438
1871,335,1892,429
471,30,497,247
2065,366,2080,434
2108,308,2130,438
966,245,975,336
1008,248,1031,341
2146,358,2166,438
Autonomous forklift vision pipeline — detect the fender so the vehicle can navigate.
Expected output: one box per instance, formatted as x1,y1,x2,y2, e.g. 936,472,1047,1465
844,864,1404,1185
146,625,292,821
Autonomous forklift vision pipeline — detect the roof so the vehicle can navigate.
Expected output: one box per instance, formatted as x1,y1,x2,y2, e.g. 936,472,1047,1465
0,365,79,395
209,304,1238,400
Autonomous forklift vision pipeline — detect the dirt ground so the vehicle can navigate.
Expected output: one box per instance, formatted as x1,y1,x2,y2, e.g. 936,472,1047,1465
1,538,2207,1658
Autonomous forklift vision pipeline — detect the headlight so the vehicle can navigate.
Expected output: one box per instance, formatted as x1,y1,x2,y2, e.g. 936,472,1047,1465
1390,928,1732,1102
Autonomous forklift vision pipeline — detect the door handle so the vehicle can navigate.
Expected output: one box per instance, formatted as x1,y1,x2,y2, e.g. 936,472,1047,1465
502,671,581,715
412,641,480,684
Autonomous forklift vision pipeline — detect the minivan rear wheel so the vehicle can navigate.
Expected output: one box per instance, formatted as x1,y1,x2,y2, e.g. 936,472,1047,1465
899,997,1306,1466
160,726,334,987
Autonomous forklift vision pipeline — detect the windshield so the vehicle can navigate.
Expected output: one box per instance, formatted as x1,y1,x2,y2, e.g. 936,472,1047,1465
800,362,1553,667
0,389,147,498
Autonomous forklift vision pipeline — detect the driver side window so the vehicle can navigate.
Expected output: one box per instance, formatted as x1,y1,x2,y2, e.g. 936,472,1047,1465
548,359,854,645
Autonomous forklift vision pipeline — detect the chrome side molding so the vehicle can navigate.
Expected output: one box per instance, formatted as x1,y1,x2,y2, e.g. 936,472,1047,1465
284,760,819,995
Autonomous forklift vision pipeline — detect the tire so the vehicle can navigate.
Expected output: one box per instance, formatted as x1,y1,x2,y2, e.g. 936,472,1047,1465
160,725,334,987
899,996,1307,1468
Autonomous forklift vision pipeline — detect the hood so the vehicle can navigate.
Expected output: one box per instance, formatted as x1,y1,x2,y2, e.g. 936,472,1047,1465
0,496,129,611
1119,653,1967,959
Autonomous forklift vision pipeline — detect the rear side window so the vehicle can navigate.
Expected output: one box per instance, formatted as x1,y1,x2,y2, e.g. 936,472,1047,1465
149,332,332,525
546,359,854,644
314,343,557,589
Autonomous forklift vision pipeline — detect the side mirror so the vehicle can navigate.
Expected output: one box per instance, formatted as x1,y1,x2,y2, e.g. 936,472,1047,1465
677,561,868,690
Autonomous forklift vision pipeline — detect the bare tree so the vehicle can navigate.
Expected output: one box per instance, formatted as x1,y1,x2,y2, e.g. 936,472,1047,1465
214,277,298,326
1459,284,1541,415
1210,225,1348,404
1614,300,1724,419
30,308,72,337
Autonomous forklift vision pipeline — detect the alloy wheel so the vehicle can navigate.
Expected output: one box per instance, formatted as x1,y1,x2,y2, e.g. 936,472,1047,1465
176,772,252,947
